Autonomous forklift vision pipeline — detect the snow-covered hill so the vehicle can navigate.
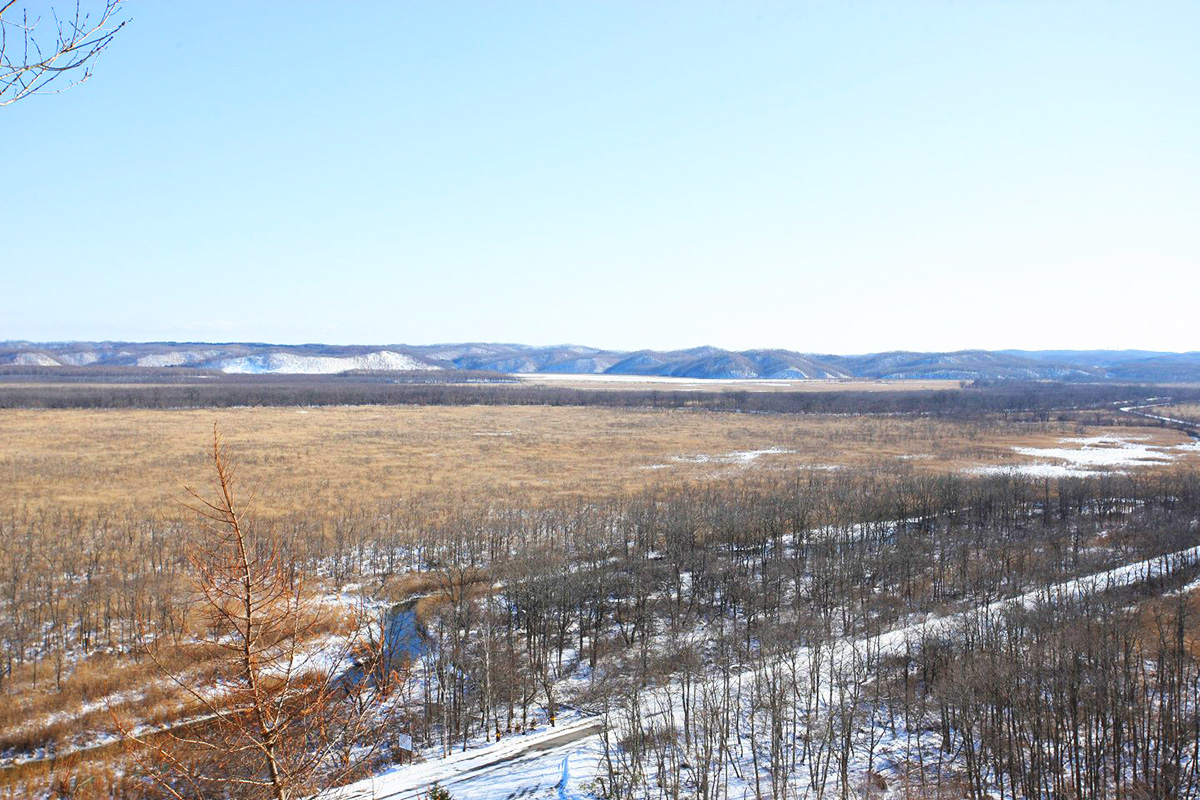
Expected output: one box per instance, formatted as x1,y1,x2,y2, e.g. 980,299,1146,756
5,341,1200,380
217,351,440,374
0,342,446,375
11,352,61,366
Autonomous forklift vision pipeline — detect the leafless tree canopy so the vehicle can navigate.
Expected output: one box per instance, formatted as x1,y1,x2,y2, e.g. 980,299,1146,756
0,0,126,106
114,429,397,800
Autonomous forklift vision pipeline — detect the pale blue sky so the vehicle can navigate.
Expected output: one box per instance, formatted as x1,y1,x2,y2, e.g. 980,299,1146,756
3,1,1197,353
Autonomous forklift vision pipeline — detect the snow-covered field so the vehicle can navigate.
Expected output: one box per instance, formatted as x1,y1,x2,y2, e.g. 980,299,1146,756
974,434,1198,478
329,717,605,800
636,447,835,472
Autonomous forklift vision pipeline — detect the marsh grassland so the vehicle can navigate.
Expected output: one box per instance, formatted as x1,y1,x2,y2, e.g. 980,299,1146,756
3,404,1194,514
4,391,1200,798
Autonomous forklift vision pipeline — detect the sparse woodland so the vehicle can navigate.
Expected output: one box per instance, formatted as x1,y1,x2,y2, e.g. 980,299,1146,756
2,386,1200,798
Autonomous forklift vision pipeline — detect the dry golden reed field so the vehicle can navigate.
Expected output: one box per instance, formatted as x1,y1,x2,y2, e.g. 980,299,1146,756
2,404,1196,517
1163,402,1200,424
2,398,1199,797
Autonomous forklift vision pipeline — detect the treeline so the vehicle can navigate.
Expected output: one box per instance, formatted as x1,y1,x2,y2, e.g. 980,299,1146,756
2,376,1196,420
0,365,223,382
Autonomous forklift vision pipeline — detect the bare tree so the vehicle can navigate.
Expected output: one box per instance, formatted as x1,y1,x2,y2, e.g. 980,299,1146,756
1,0,126,106
116,427,395,800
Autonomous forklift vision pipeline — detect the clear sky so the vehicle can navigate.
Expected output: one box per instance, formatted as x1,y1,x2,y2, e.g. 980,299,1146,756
2,1,1197,353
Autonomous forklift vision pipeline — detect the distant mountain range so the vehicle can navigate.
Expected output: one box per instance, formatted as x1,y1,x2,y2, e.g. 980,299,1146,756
3,341,1200,382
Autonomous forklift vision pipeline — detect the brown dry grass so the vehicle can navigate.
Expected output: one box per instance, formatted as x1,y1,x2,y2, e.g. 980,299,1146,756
1135,582,1200,661
1161,403,1200,425
0,752,135,800
3,405,1193,518
0,605,354,755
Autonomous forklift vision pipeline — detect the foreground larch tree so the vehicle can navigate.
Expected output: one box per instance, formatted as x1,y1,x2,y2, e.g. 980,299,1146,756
0,0,126,106
117,427,395,800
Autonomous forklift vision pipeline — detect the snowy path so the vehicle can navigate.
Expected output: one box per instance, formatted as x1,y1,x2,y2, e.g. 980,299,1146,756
327,717,604,800
330,541,1200,799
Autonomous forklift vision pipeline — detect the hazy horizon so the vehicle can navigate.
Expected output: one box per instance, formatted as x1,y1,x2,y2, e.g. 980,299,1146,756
4,337,1197,359
4,2,1198,352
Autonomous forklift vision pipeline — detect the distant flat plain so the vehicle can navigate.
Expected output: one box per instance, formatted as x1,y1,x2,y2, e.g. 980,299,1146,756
514,374,964,392
1,404,1194,517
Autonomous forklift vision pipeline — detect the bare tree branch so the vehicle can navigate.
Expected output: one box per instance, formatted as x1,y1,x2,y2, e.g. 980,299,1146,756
0,0,126,106
113,427,399,799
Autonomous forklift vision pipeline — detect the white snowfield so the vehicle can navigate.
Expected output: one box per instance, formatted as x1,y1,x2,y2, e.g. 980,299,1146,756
326,717,604,800
327,542,1200,800
674,447,794,465
218,351,441,374
641,448,818,471
975,434,1200,478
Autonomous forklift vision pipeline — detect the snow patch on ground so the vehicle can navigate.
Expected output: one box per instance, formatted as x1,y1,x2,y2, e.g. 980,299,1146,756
642,448,795,470
1016,435,1172,467
974,434,1191,478
674,447,794,465
973,463,1100,479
